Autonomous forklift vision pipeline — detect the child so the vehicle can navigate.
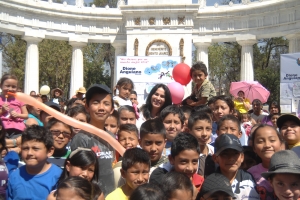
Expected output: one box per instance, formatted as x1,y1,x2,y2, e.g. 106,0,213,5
277,114,300,149
66,105,90,135
70,84,115,196
47,118,72,167
25,95,44,127
105,110,119,136
241,113,253,137
150,133,204,200
40,101,61,126
161,171,193,200
129,90,139,106
130,183,165,200
160,105,184,156
186,61,216,107
47,148,99,200
55,176,104,200
213,134,259,200
251,99,269,123
118,105,137,125
106,148,151,200
113,77,134,110
188,112,214,176
247,124,284,200
7,125,62,199
196,173,236,200
0,74,28,139
180,105,193,132
113,124,140,187
270,113,280,129
139,118,168,174
261,150,300,200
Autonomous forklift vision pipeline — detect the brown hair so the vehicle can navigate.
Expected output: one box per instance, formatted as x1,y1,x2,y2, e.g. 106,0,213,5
0,74,18,86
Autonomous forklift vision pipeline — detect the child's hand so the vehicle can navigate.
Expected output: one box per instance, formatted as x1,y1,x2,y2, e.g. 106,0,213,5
10,110,19,118
2,103,9,112
186,99,194,105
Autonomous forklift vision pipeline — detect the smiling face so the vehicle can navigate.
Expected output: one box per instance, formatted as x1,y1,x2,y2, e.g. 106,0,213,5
214,100,232,121
50,122,71,151
1,78,18,95
121,162,150,190
163,113,183,142
214,149,244,174
118,130,139,150
66,162,95,182
253,126,282,164
280,120,300,146
190,119,212,146
169,149,199,179
151,87,166,111
270,174,300,200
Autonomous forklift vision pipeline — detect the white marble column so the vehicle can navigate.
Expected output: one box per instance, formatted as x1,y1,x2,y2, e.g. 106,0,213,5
286,33,300,53
237,40,256,81
23,36,42,95
194,42,210,75
69,41,86,98
111,43,126,88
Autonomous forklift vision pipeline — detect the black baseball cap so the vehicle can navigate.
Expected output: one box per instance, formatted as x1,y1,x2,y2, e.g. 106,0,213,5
214,134,243,156
44,101,61,112
197,173,236,198
86,84,112,101
277,114,300,130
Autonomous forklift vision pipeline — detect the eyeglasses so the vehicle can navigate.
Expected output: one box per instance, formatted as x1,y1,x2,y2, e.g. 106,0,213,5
50,130,72,138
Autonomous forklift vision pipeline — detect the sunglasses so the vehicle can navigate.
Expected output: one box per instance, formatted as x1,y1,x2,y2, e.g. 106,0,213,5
50,130,71,138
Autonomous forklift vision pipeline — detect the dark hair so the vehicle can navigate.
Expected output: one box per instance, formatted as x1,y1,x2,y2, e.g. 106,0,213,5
130,183,166,200
269,101,281,114
140,84,172,120
233,109,242,122
192,105,213,117
0,74,18,86
180,105,193,116
114,77,134,96
161,171,193,199
118,105,135,115
171,133,200,158
92,182,103,200
188,113,212,129
58,149,99,184
160,105,185,125
66,105,90,123
107,110,119,125
190,61,208,77
41,95,47,99
214,95,235,113
122,148,151,171
46,118,72,133
237,90,244,95
251,124,284,147
241,113,251,122
118,124,139,138
22,125,53,150
217,115,241,132
130,90,137,96
26,95,42,115
85,88,114,108
140,118,166,139
65,98,82,111
252,99,262,105
207,96,217,106
56,176,93,200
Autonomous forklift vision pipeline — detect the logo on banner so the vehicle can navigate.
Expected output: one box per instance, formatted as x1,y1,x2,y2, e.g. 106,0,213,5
120,67,141,75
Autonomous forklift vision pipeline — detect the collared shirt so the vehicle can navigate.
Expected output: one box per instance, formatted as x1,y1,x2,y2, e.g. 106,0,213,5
192,79,216,104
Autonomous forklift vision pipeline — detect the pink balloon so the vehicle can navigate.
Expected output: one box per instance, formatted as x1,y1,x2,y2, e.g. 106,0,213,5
167,82,185,104
172,63,191,86
8,92,126,156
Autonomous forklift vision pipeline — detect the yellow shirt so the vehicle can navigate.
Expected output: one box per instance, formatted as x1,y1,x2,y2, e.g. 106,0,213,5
106,187,128,200
234,98,250,114
288,142,300,150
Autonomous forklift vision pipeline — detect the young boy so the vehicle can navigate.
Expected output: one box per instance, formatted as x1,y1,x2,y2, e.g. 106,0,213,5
150,133,204,199
7,125,62,199
106,148,150,200
196,173,236,200
47,118,72,167
70,84,115,196
139,118,168,174
251,99,268,123
186,61,216,107
188,112,214,176
213,134,259,200
113,124,139,187
261,150,300,200
277,114,300,149
160,105,184,156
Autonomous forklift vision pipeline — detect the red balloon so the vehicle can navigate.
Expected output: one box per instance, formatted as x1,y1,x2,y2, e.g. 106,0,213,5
172,63,191,85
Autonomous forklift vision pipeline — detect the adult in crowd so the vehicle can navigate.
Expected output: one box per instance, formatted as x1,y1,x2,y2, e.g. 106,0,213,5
50,88,63,104
233,90,251,114
250,99,268,123
261,101,281,125
72,87,86,100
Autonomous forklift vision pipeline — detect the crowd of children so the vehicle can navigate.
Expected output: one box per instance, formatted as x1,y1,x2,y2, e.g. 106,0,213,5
0,61,299,200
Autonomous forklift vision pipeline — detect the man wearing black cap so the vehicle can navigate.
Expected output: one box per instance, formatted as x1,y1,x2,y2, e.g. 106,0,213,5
213,134,259,200
70,84,115,196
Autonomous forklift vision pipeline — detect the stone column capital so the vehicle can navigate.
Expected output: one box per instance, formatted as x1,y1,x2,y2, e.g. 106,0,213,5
237,39,257,46
193,42,211,48
112,42,126,49
285,33,300,40
69,41,87,48
22,36,43,44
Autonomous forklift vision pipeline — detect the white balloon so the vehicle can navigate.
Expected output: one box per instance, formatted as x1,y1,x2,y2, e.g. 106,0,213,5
40,85,50,95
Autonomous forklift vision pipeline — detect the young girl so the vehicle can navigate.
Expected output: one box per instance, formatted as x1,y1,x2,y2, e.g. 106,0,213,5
113,78,134,110
270,113,280,129
0,74,28,140
47,148,100,200
55,176,104,200
241,113,253,137
104,110,119,136
66,105,90,135
248,124,284,200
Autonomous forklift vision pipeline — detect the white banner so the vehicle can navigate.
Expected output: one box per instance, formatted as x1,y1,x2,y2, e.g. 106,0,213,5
280,53,300,83
116,56,183,105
